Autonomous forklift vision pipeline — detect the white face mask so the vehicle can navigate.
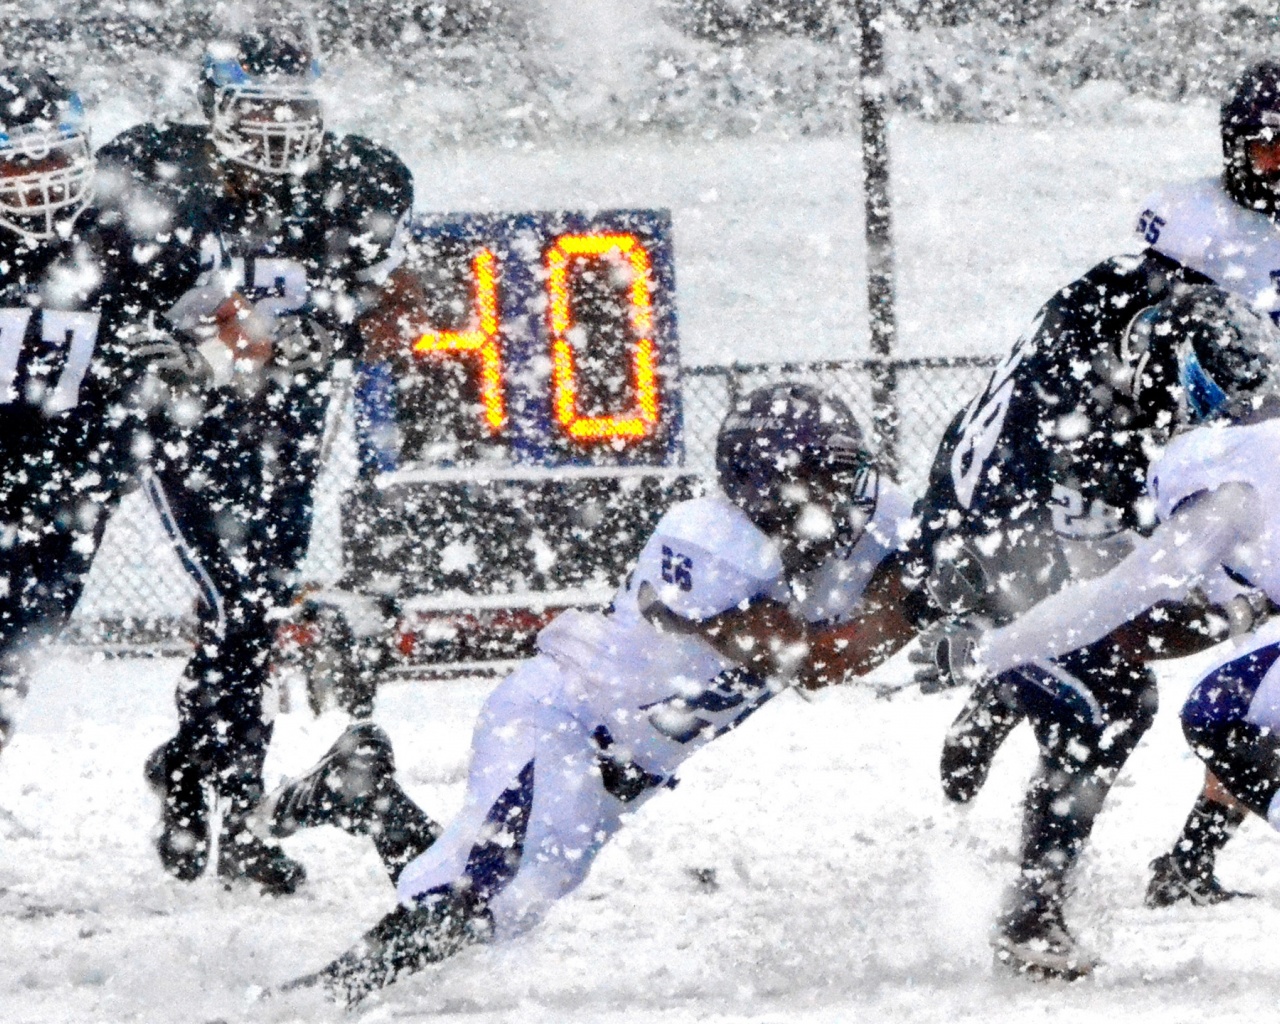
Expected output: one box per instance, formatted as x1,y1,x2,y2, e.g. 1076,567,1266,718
0,125,94,242
210,85,323,175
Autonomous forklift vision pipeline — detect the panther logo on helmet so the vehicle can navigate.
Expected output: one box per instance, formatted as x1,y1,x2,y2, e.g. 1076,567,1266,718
1141,283,1280,425
0,67,94,243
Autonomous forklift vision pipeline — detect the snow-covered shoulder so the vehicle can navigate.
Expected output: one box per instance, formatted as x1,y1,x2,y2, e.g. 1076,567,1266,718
1137,176,1280,303
638,494,783,620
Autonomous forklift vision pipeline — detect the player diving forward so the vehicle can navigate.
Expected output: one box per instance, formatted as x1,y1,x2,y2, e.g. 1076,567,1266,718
935,284,1280,967
95,20,422,893
0,69,202,754
247,383,917,1005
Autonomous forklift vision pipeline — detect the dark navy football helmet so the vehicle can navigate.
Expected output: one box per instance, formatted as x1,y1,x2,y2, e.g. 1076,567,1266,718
1222,61,1280,215
201,26,323,175
1138,284,1280,425
716,382,877,573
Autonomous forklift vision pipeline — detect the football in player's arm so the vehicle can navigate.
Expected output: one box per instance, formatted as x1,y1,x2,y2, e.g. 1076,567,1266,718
249,384,918,1005
93,20,420,895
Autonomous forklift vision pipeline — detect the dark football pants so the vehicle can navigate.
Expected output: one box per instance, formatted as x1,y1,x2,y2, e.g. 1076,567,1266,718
0,425,132,684
1002,637,1159,916
147,375,327,822
1181,641,1280,819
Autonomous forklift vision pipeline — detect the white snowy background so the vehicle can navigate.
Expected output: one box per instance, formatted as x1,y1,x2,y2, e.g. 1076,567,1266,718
4,4,1279,1022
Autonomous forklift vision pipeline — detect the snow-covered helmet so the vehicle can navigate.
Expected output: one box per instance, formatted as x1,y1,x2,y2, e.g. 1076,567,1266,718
0,67,94,242
200,26,323,175
1140,284,1280,424
716,382,878,572
1222,61,1280,215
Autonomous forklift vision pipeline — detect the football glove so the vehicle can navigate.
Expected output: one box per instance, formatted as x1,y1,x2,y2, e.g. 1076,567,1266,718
272,315,339,377
908,619,986,694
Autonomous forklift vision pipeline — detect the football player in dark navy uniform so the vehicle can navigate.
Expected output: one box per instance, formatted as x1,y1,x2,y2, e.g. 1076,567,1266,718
0,68,202,760
902,249,1269,975
96,22,418,895
908,62,1280,977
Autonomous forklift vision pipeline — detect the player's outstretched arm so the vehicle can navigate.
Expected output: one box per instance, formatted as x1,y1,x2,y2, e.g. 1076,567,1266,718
799,560,919,689
637,581,810,680
977,481,1261,678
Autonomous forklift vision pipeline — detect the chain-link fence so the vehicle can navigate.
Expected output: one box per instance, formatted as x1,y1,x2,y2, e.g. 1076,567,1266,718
65,355,997,648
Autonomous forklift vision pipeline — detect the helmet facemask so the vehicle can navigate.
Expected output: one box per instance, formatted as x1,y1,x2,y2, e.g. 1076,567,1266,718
1221,62,1280,215
0,119,94,243
210,81,322,175
772,441,877,575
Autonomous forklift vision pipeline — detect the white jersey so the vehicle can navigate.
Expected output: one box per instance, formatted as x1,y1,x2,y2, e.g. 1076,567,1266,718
1138,177,1280,316
535,482,912,778
1149,417,1280,605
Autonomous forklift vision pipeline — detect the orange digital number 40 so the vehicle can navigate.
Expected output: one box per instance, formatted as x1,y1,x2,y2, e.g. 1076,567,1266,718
412,232,661,445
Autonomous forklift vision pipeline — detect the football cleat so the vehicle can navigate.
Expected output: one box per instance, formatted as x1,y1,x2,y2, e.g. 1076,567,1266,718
145,739,211,882
248,722,396,841
992,902,1096,981
939,678,1023,803
217,821,306,896
315,891,491,1006
1144,852,1255,908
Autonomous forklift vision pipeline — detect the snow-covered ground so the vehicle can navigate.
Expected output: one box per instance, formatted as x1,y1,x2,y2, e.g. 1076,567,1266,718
4,644,1280,1024
5,83,1268,1022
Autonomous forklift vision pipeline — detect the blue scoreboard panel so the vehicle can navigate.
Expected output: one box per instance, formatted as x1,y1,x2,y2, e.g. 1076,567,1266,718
361,208,682,474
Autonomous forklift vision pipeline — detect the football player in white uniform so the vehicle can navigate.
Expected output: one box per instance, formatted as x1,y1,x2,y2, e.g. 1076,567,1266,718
930,285,1280,975
252,383,918,1004
1122,59,1280,907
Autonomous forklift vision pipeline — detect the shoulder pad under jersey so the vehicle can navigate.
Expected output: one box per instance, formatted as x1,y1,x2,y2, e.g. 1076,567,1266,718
655,496,783,584
1136,177,1280,304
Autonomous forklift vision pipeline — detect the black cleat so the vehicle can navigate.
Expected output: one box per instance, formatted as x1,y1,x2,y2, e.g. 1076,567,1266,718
248,722,396,841
316,891,491,1006
940,678,1023,804
145,740,211,882
1144,852,1255,908
992,903,1096,981
217,822,307,896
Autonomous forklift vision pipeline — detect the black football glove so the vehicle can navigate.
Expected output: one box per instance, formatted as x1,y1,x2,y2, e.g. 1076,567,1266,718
134,332,215,390
907,619,986,694
272,315,339,377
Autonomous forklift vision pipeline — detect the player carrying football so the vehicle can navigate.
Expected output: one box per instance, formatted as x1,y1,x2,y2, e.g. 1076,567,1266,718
248,383,919,1004
95,18,427,894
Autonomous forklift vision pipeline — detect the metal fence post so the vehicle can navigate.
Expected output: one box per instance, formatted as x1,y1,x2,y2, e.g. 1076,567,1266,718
857,0,899,474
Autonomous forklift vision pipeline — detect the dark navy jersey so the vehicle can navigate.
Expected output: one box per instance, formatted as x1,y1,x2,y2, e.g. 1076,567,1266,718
904,249,1210,625
96,122,412,341
0,211,203,470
